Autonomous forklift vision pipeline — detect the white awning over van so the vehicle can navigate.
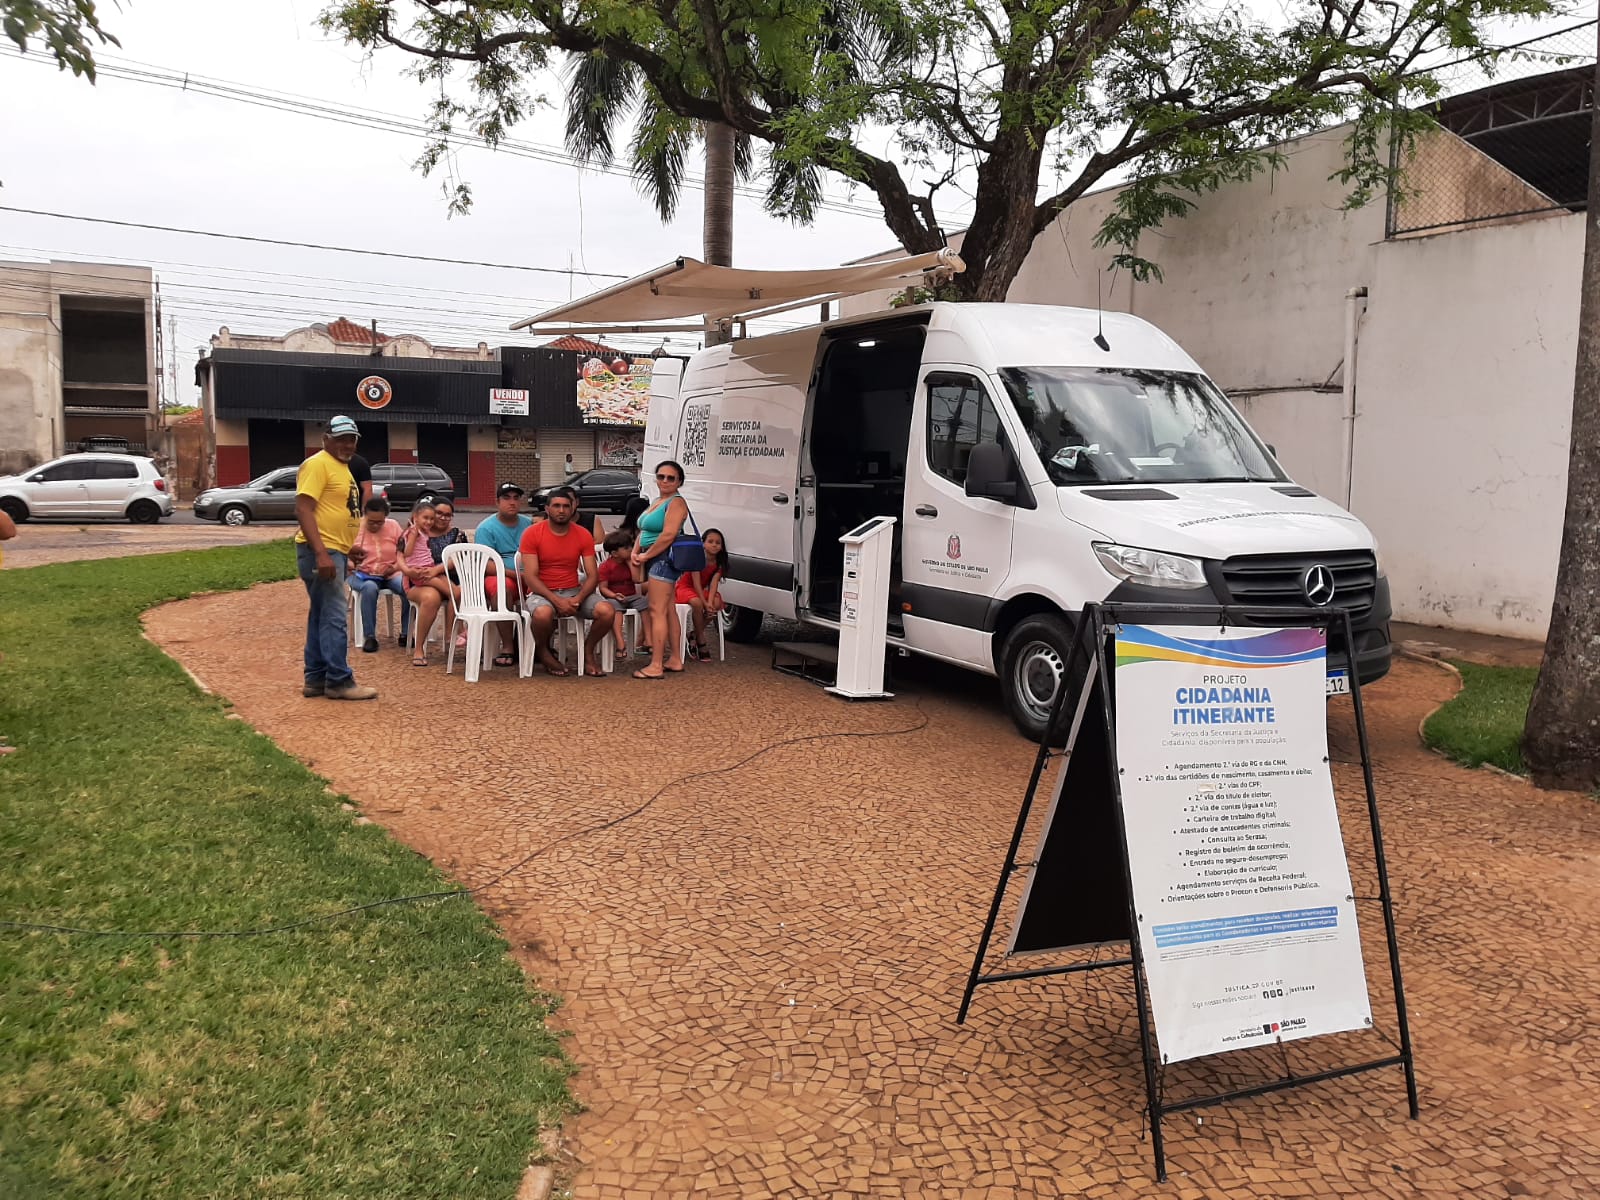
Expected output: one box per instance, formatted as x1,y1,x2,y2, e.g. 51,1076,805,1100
510,249,963,330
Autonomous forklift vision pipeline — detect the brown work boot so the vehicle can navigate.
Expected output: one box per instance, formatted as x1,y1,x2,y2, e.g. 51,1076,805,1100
302,681,325,697
324,683,379,701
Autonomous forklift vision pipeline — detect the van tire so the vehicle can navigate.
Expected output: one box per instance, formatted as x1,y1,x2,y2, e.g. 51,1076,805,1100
999,612,1079,744
721,604,764,642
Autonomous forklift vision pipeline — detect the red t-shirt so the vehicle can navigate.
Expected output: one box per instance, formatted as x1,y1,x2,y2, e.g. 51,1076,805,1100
519,521,595,590
675,564,720,603
597,555,636,597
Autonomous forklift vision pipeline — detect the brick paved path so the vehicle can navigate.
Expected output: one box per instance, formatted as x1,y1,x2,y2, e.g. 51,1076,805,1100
146,583,1600,1199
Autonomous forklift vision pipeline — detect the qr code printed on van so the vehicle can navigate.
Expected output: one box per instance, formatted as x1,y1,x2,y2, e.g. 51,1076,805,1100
681,403,711,467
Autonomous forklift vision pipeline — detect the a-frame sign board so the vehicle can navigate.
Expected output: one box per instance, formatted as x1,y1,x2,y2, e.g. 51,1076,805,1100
958,602,1419,1181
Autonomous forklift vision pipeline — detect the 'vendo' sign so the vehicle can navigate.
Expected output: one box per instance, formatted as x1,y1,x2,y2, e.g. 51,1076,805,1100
1113,625,1371,1063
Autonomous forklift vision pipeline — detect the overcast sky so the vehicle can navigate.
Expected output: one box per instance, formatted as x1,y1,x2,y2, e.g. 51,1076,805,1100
1,2,1587,404
0,0,919,401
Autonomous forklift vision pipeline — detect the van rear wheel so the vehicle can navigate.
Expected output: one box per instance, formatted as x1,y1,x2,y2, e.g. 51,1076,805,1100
999,613,1080,744
721,604,764,643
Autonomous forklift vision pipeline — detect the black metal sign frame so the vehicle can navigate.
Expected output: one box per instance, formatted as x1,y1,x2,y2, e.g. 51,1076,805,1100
957,601,1419,1180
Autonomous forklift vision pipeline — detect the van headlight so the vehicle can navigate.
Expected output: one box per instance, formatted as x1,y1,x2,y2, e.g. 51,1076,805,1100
1093,543,1209,589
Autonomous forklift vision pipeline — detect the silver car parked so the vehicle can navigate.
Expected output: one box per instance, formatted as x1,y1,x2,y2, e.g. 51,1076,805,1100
193,467,303,525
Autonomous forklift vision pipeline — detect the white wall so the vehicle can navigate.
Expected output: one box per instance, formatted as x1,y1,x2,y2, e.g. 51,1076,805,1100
1352,213,1582,636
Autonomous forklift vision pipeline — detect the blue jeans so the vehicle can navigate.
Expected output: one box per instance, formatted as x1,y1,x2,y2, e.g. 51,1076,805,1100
297,543,354,689
348,571,409,640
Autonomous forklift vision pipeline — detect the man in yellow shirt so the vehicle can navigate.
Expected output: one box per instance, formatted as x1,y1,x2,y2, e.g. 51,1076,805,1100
295,415,376,699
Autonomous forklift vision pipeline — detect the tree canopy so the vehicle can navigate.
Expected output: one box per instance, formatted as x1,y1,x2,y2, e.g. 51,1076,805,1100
2,0,120,79
323,0,1558,298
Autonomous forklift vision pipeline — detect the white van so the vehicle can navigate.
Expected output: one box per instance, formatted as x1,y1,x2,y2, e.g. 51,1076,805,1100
644,302,1391,737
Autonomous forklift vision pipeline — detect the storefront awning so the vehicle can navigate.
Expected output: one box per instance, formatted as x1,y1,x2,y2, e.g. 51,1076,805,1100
511,249,964,331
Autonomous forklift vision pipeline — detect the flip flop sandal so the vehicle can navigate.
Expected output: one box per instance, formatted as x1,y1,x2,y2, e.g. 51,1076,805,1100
632,669,665,680
493,653,517,667
412,656,429,667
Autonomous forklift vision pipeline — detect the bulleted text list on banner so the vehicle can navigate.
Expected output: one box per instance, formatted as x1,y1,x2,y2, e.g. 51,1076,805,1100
1113,625,1372,1064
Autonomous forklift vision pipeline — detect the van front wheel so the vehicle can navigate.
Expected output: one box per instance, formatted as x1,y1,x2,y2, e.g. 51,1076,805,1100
721,604,764,642
1000,613,1079,743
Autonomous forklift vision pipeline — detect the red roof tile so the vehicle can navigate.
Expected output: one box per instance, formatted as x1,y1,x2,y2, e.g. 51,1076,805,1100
325,318,391,345
543,334,627,357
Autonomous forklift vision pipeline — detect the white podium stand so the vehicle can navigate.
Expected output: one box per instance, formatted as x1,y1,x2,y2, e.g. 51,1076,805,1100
826,515,896,700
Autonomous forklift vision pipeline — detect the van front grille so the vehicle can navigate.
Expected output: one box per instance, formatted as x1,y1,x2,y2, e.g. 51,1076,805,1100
1214,550,1378,619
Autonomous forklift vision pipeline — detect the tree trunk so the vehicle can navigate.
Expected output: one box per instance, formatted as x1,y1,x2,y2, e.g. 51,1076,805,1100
702,121,735,346
944,132,1046,302
1522,28,1600,791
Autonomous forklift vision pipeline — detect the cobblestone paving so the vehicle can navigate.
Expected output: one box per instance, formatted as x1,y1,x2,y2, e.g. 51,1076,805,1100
145,583,1600,1199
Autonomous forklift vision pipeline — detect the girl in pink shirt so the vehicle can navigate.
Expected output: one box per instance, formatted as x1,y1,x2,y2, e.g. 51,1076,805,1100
348,496,408,651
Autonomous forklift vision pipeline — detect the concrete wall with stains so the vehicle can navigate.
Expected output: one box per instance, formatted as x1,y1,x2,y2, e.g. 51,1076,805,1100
1354,213,1582,636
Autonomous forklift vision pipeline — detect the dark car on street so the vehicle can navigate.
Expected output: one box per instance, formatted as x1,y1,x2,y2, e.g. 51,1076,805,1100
530,468,642,514
369,463,457,508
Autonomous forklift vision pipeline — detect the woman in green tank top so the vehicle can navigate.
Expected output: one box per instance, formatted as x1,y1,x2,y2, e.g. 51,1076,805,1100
630,459,690,678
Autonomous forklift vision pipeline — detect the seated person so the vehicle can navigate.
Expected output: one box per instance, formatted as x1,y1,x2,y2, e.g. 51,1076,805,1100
597,528,648,652
675,527,728,661
518,486,615,676
348,496,409,652
473,482,533,666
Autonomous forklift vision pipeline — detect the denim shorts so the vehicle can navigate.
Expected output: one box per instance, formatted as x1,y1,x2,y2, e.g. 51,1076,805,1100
647,557,683,585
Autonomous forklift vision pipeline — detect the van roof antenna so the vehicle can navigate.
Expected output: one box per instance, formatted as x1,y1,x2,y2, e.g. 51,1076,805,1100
1093,270,1111,353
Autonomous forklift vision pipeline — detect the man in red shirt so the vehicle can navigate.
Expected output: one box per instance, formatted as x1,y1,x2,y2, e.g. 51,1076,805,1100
519,486,616,676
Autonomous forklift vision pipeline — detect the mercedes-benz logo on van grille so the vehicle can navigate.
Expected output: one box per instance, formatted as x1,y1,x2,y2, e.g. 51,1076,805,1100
1302,564,1337,606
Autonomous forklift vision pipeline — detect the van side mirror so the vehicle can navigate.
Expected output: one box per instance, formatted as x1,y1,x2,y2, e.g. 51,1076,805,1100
965,442,1018,502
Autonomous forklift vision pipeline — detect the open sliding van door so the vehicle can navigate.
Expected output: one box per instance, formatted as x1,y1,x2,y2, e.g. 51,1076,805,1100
642,356,686,500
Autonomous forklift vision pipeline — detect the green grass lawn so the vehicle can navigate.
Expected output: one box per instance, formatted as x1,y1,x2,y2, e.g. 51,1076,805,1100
0,544,574,1199
1421,659,1539,775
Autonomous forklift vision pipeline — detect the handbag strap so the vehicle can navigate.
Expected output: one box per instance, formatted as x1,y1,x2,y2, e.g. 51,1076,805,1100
679,500,700,539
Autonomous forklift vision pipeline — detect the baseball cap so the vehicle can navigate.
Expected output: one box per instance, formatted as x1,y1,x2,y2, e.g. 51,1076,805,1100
496,481,525,497
328,415,361,438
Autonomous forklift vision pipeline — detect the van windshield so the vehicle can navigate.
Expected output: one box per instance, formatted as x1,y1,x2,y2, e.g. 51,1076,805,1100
1000,367,1283,486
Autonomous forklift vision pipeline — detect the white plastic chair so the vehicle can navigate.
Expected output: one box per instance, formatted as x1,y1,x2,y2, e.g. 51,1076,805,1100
347,583,401,645
405,591,446,658
676,602,726,664
443,544,528,683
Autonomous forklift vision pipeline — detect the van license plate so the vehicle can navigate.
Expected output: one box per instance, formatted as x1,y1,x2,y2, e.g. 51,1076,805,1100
1325,671,1350,697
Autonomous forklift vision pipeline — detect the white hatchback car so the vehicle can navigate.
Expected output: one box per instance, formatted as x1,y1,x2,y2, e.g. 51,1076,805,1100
0,453,175,523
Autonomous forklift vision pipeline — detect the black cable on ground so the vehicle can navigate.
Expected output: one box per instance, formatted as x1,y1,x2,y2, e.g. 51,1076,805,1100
1,702,931,941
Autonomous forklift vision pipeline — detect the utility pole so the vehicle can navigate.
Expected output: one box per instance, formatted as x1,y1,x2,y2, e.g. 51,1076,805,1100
702,121,735,347
167,313,178,410
1523,23,1600,789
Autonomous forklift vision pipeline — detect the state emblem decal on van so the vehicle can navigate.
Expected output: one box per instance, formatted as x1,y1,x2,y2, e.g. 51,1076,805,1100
947,534,962,561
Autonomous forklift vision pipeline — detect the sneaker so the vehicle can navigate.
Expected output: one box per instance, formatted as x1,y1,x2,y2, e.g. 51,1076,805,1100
362,636,379,654
302,681,325,698
397,634,408,648
324,683,379,701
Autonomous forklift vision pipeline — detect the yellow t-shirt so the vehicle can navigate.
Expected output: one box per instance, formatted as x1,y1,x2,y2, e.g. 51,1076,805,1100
294,451,360,554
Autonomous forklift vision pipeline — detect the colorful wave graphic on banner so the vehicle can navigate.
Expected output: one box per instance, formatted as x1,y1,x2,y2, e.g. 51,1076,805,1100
1115,625,1326,670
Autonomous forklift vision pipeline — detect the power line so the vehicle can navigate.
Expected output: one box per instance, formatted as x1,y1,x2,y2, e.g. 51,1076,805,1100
11,45,932,224
0,205,630,279
0,241,563,309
